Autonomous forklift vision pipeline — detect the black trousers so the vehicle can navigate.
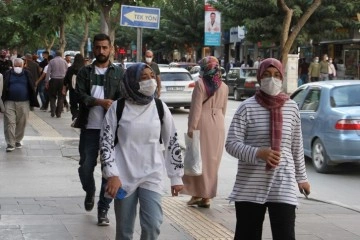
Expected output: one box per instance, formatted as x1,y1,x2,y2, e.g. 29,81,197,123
234,201,296,240
49,78,64,117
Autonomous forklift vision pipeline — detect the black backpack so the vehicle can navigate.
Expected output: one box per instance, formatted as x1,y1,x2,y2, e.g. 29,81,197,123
114,98,164,145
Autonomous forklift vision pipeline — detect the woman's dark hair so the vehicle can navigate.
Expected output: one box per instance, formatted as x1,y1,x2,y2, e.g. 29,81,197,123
93,33,111,45
72,53,85,71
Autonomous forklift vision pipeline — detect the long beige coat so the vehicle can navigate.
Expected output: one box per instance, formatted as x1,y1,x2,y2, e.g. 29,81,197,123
182,79,228,198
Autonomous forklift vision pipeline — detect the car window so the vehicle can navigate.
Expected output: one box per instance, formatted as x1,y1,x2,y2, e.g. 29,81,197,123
331,85,360,107
291,88,307,107
161,72,192,81
301,89,321,111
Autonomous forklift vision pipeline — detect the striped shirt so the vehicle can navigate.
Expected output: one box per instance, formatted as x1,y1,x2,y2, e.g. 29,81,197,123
225,96,308,206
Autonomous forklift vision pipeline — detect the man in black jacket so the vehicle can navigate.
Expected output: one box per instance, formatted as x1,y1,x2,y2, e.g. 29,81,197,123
75,33,123,226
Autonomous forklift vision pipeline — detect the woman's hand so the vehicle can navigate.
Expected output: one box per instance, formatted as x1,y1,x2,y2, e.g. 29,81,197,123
256,147,281,168
187,132,193,138
105,176,122,198
171,185,184,196
298,182,311,196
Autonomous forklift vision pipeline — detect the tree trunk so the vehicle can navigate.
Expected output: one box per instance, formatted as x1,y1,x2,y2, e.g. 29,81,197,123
278,0,322,65
80,15,90,56
58,21,66,56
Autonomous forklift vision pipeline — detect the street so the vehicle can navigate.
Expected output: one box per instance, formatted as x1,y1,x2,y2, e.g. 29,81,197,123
170,98,360,212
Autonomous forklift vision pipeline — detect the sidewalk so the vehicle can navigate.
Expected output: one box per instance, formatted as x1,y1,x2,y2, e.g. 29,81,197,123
0,109,360,240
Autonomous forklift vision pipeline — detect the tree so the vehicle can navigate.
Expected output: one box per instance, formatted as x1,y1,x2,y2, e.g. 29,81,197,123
212,0,360,65
144,0,205,61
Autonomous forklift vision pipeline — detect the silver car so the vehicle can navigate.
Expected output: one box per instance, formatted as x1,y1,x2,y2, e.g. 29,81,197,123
159,67,194,109
290,80,360,173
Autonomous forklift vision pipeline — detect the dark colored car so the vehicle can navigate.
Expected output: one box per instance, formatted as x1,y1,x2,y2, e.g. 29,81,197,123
290,80,360,173
223,67,258,100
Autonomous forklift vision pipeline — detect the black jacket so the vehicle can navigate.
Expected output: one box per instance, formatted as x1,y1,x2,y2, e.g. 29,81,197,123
74,62,124,129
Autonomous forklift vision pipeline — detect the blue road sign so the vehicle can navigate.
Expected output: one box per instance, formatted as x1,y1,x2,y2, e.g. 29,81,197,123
121,5,160,29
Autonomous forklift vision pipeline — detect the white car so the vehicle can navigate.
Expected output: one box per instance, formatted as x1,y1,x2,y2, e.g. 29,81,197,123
159,67,194,109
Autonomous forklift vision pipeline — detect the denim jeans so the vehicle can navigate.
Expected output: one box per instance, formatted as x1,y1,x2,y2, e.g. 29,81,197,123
37,80,46,107
114,188,163,240
78,129,112,211
234,201,296,240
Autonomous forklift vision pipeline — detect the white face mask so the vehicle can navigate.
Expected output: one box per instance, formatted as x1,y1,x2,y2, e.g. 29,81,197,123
145,57,152,63
139,79,157,96
14,67,23,74
260,77,283,96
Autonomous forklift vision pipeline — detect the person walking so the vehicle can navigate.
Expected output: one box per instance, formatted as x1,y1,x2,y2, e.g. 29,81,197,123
2,58,39,152
63,53,84,121
181,56,229,208
225,58,310,240
24,53,41,101
75,33,124,226
319,54,329,81
144,50,161,97
328,57,337,80
0,73,4,113
45,50,68,118
308,56,320,82
38,51,50,111
100,63,184,240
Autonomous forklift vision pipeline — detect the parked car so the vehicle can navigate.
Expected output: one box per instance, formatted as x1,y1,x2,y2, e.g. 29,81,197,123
169,62,198,71
290,80,360,173
223,67,258,100
189,65,226,82
113,61,138,69
159,67,195,109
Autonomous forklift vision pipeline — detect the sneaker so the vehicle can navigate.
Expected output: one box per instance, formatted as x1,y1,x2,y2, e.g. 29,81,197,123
84,192,95,212
6,145,15,152
97,209,110,226
15,142,23,149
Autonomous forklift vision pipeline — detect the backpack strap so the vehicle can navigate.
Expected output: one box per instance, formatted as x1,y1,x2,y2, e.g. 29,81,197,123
154,98,164,144
114,98,125,146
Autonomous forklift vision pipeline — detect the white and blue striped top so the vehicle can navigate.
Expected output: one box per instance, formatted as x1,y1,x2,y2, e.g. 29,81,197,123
225,96,308,206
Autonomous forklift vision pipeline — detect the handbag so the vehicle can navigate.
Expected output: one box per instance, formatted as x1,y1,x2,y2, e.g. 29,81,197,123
184,130,202,176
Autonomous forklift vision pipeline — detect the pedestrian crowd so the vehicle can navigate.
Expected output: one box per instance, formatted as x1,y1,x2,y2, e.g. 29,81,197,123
1,34,312,240
298,54,348,86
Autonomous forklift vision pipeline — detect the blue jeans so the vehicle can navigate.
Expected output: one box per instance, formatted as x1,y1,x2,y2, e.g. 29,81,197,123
114,188,163,240
78,129,112,211
37,80,47,107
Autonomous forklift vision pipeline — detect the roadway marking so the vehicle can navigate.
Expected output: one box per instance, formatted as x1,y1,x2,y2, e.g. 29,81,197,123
162,197,234,239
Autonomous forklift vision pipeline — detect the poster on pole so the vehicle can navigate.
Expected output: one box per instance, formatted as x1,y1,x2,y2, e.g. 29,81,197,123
204,1,221,46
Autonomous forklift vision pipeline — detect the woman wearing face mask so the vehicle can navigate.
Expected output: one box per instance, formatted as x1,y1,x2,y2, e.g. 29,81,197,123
225,58,311,240
99,63,184,240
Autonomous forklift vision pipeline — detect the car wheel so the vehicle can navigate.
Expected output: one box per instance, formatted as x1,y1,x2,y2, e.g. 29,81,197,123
234,89,241,101
311,138,330,173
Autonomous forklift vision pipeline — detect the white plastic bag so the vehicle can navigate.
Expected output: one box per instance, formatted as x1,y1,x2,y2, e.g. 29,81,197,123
184,130,202,176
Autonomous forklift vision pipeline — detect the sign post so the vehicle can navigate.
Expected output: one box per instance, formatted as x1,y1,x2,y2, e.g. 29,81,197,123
120,5,160,62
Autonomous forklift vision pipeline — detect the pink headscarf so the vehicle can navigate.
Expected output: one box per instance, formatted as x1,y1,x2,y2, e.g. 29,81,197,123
257,58,284,82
